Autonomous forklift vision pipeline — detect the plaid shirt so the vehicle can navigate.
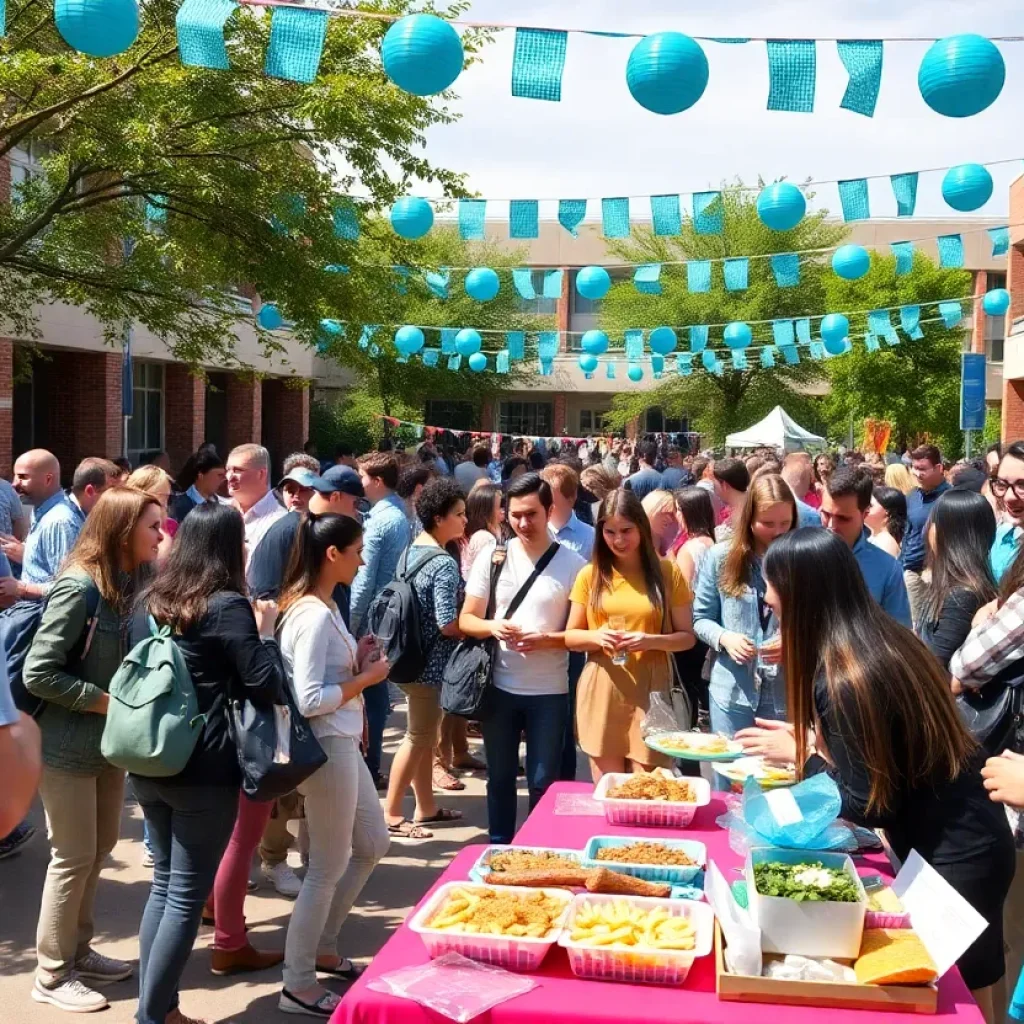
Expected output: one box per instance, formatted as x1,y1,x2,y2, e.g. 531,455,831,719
949,591,1024,686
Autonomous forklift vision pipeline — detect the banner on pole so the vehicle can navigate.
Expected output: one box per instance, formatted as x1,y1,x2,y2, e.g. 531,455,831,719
960,353,986,431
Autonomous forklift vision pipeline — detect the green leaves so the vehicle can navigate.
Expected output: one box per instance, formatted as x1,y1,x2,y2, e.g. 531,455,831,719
753,861,861,904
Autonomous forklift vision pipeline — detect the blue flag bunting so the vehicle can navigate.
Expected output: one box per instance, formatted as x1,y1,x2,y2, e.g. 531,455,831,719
760,346,776,369
809,342,825,360
773,320,795,347
422,348,439,368
780,345,800,364
693,191,723,235
496,350,510,374
539,357,554,376
506,332,526,360
265,6,329,84
796,318,811,344
448,354,462,371
701,349,717,373
732,350,748,370
989,226,1010,257
891,241,914,276
176,0,238,70
634,264,662,294
687,261,711,293
512,269,536,300
868,309,891,336
538,332,559,360
624,330,645,361
837,40,883,116
458,199,486,240
652,355,665,378
724,258,749,292
358,325,378,350
890,172,918,217
939,301,965,328
900,305,924,340
771,253,800,288
441,328,458,355
690,326,709,353
838,178,870,222
558,199,587,237
543,270,564,299
675,353,691,376
511,28,568,102
510,199,539,239
606,360,616,379
424,269,450,299
651,195,681,236
938,234,964,268
602,198,630,238
767,40,816,112
333,203,359,241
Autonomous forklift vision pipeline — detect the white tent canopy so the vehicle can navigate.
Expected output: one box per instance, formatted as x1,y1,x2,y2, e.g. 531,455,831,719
725,406,825,452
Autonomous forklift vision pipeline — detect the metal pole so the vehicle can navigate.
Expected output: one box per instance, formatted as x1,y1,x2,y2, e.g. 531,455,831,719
965,429,972,461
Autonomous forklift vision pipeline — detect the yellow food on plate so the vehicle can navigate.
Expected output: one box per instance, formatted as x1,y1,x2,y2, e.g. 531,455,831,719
606,774,697,803
854,929,937,986
426,886,568,939
594,842,696,867
866,887,905,914
569,899,697,951
652,732,734,755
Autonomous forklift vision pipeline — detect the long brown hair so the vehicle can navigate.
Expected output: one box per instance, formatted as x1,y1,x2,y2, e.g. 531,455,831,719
278,513,363,615
63,486,160,612
764,529,975,815
590,489,665,615
720,473,797,597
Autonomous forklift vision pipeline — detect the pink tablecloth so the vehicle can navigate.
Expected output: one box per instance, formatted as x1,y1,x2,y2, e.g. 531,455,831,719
331,782,983,1024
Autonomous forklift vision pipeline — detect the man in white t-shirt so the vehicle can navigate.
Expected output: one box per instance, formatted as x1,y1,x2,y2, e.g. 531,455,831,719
461,473,586,844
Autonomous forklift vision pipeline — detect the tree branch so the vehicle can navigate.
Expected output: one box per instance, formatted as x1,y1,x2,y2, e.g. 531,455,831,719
168,101,303,135
0,167,90,258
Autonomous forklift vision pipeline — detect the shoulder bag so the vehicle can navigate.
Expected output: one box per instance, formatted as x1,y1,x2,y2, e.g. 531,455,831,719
956,660,1024,756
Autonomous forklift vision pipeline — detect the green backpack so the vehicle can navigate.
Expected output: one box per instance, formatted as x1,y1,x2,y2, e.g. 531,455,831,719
101,619,205,777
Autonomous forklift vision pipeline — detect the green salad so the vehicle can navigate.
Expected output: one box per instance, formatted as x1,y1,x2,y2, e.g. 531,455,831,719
753,861,861,903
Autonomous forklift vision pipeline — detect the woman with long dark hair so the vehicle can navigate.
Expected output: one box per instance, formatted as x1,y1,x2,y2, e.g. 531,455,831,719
692,474,796,738
811,452,834,503
919,491,997,670
865,485,907,559
565,489,696,780
460,483,502,579
748,528,1013,1020
170,445,226,523
277,514,390,1017
128,502,287,1024
673,486,716,586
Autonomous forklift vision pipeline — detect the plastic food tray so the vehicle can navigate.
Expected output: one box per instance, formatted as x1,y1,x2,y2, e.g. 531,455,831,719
468,846,584,885
582,836,706,885
408,881,572,972
558,893,714,986
593,773,711,828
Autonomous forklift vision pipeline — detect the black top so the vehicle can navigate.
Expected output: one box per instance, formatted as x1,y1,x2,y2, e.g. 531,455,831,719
131,591,285,787
810,673,1010,866
168,491,199,525
918,587,983,671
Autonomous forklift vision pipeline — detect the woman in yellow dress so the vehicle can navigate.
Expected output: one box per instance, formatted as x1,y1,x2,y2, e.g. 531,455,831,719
565,489,697,781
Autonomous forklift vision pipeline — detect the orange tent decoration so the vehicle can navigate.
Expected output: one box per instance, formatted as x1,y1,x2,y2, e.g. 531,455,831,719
863,419,892,454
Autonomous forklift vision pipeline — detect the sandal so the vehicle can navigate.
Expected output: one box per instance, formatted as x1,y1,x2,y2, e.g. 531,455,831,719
387,818,433,839
432,762,465,791
414,807,463,825
316,957,364,981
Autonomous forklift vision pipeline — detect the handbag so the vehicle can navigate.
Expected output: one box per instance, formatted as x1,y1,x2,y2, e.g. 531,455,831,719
442,542,560,720
956,661,1024,756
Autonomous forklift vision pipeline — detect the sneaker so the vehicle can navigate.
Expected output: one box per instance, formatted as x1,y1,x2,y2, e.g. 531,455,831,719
142,848,154,868
32,975,108,1012
260,861,302,898
74,950,133,984
0,822,37,860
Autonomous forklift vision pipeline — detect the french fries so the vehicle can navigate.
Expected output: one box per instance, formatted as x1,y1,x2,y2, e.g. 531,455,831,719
569,899,697,951
426,886,568,939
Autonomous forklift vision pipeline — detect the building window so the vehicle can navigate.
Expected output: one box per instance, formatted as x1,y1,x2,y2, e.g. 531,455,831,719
127,361,164,461
9,141,49,191
987,271,1007,363
645,407,688,434
424,400,474,431
579,409,594,433
570,271,603,316
499,401,553,436
515,270,559,315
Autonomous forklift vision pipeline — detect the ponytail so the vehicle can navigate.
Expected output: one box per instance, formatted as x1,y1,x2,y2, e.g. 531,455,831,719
278,512,363,613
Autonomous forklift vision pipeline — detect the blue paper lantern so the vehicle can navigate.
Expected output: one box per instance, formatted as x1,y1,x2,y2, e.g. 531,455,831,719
581,330,609,356
941,163,993,212
455,329,482,357
468,352,487,373
984,288,1010,316
832,244,870,281
55,0,139,57
394,326,425,356
576,266,611,301
579,353,599,374
626,32,709,115
723,322,752,350
823,335,848,356
465,267,500,302
648,327,678,355
320,318,343,334
381,14,464,97
820,314,850,344
627,365,644,383
390,197,433,239
756,183,806,232
257,304,283,330
918,34,1005,118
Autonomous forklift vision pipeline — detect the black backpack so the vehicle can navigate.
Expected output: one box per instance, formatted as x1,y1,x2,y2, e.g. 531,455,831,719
366,547,449,685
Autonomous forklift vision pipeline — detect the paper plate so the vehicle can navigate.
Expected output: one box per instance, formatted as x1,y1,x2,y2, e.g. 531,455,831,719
645,731,744,762
714,756,797,790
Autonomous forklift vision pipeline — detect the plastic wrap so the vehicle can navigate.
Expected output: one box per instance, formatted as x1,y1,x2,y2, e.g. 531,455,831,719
641,691,682,737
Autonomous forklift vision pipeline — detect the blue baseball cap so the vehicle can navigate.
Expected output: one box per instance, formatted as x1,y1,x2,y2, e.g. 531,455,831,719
277,467,320,490
310,465,364,497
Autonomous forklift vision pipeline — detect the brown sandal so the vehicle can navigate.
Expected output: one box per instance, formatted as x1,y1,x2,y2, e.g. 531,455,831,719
414,807,463,825
432,761,465,791
387,818,433,839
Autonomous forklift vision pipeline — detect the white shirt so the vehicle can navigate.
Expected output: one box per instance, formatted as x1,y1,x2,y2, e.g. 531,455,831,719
236,489,287,576
454,461,489,492
466,537,585,696
278,597,363,739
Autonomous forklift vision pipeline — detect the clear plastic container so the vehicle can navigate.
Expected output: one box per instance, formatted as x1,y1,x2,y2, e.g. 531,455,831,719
582,836,706,885
593,773,711,828
468,846,584,885
558,893,714,986
408,882,573,972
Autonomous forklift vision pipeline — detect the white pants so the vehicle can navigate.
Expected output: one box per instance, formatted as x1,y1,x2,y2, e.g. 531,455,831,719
282,735,390,992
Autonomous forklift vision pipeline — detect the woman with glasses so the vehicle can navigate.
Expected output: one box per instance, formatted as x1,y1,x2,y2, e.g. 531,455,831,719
989,444,1024,584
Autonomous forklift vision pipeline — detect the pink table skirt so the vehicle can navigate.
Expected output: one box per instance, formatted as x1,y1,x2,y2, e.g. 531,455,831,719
331,782,983,1024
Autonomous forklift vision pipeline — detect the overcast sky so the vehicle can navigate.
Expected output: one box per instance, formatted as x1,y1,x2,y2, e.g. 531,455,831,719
411,0,1022,221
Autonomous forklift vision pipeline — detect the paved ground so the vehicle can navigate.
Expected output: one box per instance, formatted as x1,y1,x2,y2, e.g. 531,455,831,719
0,706,558,1023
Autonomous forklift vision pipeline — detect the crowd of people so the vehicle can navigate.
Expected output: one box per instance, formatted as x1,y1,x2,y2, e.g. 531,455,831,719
1,431,1024,1022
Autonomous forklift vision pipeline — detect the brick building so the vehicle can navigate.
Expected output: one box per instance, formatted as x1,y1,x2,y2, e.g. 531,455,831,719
999,176,1024,442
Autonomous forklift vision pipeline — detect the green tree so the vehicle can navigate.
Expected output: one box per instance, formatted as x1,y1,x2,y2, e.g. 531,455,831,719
821,251,970,456
599,187,845,444
0,0,482,365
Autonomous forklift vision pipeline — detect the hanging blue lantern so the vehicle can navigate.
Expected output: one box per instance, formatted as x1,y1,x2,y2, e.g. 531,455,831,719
626,32,709,115
627,365,644,382
390,197,433,239
941,163,993,212
820,314,850,344
257,304,283,330
581,330,609,356
723,322,752,350
984,288,1010,316
319,318,343,335
381,14,464,97
55,0,139,58
579,353,599,374
756,183,806,232
823,335,849,356
465,267,500,302
455,328,482,357
832,244,871,281
918,34,1005,118
648,327,678,355
394,326,425,356
576,266,611,301
468,352,488,372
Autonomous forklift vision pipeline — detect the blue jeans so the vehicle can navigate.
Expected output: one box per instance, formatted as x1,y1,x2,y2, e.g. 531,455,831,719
710,680,786,792
362,680,392,779
480,689,567,845
133,781,238,1024
558,653,586,782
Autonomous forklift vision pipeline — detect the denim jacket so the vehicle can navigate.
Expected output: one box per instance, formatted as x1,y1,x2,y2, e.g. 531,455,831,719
23,570,126,775
692,542,786,714
349,493,414,635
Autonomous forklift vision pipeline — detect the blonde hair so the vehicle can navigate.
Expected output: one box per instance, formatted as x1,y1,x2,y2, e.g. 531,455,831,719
580,465,618,499
884,463,915,495
641,489,676,519
721,474,798,597
127,465,172,495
